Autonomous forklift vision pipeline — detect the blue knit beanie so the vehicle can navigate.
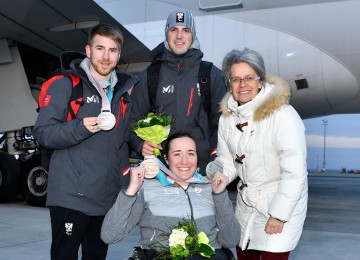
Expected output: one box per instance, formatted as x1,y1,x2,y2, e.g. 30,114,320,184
165,8,196,40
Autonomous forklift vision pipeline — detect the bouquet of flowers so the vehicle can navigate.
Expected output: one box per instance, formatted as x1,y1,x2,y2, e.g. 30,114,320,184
130,110,175,157
155,218,215,259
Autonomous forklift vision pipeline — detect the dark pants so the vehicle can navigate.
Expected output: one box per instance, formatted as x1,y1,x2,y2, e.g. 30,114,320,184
49,206,108,260
132,248,232,260
236,246,290,260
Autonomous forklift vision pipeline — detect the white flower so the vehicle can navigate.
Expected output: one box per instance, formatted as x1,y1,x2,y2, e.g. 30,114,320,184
168,228,188,249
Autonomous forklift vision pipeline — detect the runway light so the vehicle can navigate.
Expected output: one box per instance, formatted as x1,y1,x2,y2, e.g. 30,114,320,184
322,119,328,172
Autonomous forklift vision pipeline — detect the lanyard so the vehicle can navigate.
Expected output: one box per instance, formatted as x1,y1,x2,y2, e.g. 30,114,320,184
106,77,113,103
91,73,112,112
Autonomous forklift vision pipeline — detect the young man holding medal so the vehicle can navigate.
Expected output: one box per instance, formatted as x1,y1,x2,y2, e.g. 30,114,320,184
33,23,138,260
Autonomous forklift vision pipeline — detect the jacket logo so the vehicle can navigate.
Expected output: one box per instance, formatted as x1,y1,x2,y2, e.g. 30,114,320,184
162,85,174,94
164,187,180,194
86,95,100,103
65,223,73,235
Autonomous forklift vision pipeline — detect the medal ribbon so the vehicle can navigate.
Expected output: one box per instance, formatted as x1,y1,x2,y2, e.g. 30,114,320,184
91,72,112,112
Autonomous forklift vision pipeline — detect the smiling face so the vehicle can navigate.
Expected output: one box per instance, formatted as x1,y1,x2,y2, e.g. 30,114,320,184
85,34,120,80
167,26,192,55
229,62,262,105
165,136,198,184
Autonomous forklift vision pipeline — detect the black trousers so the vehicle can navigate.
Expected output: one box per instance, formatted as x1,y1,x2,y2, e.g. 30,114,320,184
49,206,108,260
130,248,233,260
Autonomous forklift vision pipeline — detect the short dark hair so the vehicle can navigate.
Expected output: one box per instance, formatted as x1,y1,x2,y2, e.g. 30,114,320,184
163,132,197,158
88,23,124,50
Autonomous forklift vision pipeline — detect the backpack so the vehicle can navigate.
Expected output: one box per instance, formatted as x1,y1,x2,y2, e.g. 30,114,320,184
147,59,213,114
37,69,84,171
37,69,83,121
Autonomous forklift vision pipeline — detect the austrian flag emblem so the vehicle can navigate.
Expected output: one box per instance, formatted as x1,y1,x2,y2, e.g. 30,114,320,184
43,95,52,106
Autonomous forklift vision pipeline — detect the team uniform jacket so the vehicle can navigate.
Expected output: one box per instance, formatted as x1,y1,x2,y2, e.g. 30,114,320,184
101,179,240,250
217,75,308,252
33,52,138,216
129,44,227,173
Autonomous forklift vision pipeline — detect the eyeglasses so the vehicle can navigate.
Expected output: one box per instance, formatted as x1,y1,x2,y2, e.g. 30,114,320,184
229,75,260,85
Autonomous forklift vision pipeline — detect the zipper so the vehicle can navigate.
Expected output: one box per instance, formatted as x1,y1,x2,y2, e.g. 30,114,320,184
182,185,194,219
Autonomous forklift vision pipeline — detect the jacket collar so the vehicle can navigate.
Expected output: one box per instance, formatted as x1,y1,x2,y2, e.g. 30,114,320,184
149,42,203,70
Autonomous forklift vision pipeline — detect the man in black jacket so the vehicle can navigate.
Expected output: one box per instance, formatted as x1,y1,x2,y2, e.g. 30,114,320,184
129,8,226,175
33,24,138,260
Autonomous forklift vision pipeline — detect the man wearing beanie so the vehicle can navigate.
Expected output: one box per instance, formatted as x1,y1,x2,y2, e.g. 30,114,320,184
129,8,226,175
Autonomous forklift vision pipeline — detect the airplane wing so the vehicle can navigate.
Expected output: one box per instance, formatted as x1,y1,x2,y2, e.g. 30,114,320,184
0,0,149,64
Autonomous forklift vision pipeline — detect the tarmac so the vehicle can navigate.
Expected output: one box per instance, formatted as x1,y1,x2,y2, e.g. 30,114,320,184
1,171,360,260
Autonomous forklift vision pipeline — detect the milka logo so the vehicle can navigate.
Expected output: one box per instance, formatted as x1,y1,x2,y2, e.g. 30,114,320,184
162,85,174,94
86,95,100,103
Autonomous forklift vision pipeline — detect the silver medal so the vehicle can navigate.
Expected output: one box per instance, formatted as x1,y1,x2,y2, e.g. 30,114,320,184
97,111,116,131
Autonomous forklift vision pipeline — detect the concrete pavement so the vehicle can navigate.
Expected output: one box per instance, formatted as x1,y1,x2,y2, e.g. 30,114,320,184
0,171,359,259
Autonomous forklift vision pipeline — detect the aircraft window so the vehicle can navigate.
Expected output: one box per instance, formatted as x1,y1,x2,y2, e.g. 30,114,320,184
295,79,309,90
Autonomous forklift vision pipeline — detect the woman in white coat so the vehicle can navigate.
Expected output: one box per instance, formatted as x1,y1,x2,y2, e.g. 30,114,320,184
216,48,308,260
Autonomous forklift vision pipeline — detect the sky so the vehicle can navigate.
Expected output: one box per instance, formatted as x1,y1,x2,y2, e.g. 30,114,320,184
303,114,360,172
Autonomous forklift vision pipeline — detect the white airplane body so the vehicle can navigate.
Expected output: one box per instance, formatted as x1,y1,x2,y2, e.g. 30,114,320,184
96,0,360,120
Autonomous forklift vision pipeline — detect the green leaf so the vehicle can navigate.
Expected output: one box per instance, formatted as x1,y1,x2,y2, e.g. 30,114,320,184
149,117,162,126
146,112,155,118
198,243,215,257
185,236,194,248
197,232,210,244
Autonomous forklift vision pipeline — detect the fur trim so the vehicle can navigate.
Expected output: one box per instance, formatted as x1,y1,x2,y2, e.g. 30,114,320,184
219,92,232,117
253,75,290,121
219,75,291,121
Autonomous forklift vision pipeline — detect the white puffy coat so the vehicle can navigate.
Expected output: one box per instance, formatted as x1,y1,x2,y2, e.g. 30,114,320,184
217,75,308,252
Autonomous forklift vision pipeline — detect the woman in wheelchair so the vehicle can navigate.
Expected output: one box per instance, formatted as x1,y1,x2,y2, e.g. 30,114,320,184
101,132,239,259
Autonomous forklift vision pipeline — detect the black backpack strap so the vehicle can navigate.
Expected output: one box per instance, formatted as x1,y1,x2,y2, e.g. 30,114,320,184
198,60,213,114
147,60,162,111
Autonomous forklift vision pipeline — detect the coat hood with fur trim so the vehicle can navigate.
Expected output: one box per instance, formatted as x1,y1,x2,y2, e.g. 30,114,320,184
219,75,291,121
